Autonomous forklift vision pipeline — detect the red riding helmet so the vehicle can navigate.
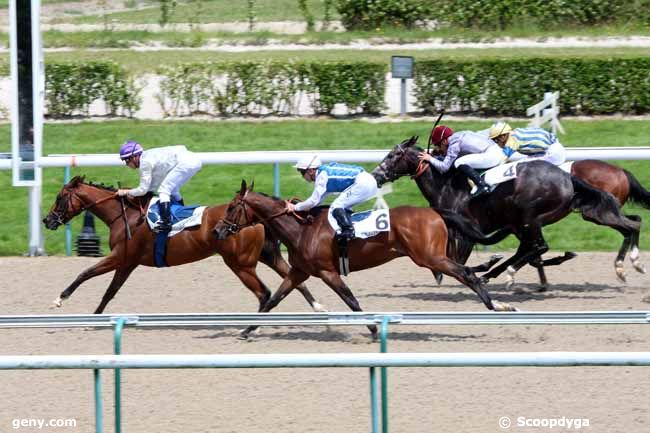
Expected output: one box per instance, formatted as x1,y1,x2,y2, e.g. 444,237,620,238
430,125,454,146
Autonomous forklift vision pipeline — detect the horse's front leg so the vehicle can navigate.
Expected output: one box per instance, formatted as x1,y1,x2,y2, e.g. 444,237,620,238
53,255,121,308
626,215,646,274
239,267,310,340
94,264,138,314
318,269,377,341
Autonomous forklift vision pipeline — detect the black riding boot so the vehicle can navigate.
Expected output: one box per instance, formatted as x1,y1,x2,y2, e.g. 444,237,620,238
156,201,172,233
332,208,355,240
457,164,490,198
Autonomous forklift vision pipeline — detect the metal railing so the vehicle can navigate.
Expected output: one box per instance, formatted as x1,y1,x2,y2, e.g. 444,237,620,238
1,311,649,433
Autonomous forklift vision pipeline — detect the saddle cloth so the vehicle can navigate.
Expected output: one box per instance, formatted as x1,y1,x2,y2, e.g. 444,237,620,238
327,208,390,240
559,161,574,174
469,161,520,194
147,197,206,237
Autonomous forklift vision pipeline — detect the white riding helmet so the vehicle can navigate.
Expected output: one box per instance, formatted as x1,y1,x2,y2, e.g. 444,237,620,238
294,155,322,170
489,121,513,139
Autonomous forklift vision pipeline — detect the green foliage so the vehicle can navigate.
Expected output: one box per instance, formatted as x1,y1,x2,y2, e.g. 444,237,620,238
438,0,650,30
337,0,432,30
156,61,386,116
414,58,650,115
247,0,255,31
297,0,315,31
158,0,177,27
45,62,142,118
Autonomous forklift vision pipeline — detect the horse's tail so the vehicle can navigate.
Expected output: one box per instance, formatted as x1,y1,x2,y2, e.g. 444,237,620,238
571,176,640,232
435,208,512,245
624,169,650,209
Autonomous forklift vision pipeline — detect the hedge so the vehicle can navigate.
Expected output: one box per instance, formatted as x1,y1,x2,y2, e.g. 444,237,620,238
336,0,650,30
156,61,387,117
414,58,650,115
45,62,141,118
12,57,650,118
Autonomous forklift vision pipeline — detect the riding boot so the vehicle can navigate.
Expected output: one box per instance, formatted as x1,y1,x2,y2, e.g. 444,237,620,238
457,164,490,198
156,201,173,233
177,197,185,206
332,208,355,240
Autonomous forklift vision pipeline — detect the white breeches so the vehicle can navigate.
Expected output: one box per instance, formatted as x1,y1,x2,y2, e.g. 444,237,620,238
453,145,504,169
520,141,567,166
157,156,202,203
329,171,378,214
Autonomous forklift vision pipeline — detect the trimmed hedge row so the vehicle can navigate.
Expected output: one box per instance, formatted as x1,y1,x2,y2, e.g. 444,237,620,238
414,58,650,115
45,62,141,118
156,61,387,116
24,57,650,118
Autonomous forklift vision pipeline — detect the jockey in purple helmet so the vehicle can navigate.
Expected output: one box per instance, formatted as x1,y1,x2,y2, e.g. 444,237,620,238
117,140,202,232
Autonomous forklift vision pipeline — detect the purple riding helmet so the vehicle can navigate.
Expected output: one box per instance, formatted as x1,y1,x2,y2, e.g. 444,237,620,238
119,140,143,161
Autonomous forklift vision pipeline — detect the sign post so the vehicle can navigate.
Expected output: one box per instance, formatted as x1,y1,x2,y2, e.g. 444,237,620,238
10,0,45,255
391,56,414,116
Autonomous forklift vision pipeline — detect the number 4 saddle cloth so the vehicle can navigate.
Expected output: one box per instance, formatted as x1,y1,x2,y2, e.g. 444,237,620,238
327,209,391,240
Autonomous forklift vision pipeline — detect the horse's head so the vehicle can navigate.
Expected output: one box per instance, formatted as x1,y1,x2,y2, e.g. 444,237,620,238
214,180,257,240
371,136,423,186
43,176,89,230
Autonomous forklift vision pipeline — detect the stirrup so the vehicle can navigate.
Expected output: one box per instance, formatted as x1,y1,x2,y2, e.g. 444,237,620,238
471,185,490,198
154,221,172,233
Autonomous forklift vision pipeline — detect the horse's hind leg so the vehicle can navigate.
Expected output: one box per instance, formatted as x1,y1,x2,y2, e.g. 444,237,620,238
94,265,138,314
259,237,325,312
626,215,646,274
240,267,310,340
54,256,120,308
318,269,377,340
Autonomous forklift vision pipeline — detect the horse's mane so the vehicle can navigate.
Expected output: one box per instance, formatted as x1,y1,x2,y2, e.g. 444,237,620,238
87,180,117,192
258,192,285,202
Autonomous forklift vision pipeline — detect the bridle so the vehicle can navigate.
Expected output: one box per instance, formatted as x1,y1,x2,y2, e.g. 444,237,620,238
375,142,429,184
50,188,143,227
220,194,307,235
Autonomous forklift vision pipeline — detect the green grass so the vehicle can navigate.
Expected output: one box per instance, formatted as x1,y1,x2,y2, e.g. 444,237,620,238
2,119,650,256
55,0,336,25
4,46,646,75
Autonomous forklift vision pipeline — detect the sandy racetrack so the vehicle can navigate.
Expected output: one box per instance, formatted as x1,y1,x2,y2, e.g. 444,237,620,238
0,252,649,433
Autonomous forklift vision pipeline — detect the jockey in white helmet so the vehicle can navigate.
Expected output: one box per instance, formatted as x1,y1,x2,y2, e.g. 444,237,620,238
117,140,202,232
286,155,378,240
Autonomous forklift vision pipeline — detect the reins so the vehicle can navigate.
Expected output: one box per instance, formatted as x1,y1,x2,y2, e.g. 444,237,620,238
220,197,308,235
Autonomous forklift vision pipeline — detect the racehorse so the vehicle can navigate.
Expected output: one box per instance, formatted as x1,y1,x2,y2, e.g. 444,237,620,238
371,136,642,289
42,176,323,314
214,180,516,340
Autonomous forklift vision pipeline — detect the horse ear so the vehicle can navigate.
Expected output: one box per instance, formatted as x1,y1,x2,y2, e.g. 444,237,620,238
249,180,254,191
239,179,247,195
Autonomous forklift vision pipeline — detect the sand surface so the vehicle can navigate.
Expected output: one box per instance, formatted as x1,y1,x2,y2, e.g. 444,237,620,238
0,252,649,433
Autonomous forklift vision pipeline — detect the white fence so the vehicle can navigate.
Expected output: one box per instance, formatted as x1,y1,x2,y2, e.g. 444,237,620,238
527,91,565,135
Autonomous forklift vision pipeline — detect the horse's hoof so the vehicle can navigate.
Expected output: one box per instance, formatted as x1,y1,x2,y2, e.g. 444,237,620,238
434,272,443,285
505,278,515,290
480,276,489,285
490,254,504,261
632,261,647,274
493,301,518,312
537,285,548,293
52,297,63,308
565,251,578,259
312,302,328,313
615,262,627,283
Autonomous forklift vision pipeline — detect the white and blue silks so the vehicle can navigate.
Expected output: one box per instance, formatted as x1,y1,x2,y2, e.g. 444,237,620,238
293,162,379,231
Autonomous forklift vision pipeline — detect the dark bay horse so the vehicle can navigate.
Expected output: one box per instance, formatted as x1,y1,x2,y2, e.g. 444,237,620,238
42,176,322,314
371,137,641,289
214,180,517,340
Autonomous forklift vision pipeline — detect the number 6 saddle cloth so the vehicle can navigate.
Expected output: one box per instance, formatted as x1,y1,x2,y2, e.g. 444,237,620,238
327,209,391,240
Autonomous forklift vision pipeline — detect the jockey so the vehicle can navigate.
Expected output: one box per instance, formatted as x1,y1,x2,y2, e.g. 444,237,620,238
418,125,504,197
489,122,566,166
117,140,202,232
285,155,378,240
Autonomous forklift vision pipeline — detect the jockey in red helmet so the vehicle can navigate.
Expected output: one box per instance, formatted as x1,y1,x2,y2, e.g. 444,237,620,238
419,125,504,198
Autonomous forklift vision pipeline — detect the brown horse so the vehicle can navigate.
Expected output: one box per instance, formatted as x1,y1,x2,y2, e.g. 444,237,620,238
42,176,323,314
214,180,516,340
570,159,649,280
